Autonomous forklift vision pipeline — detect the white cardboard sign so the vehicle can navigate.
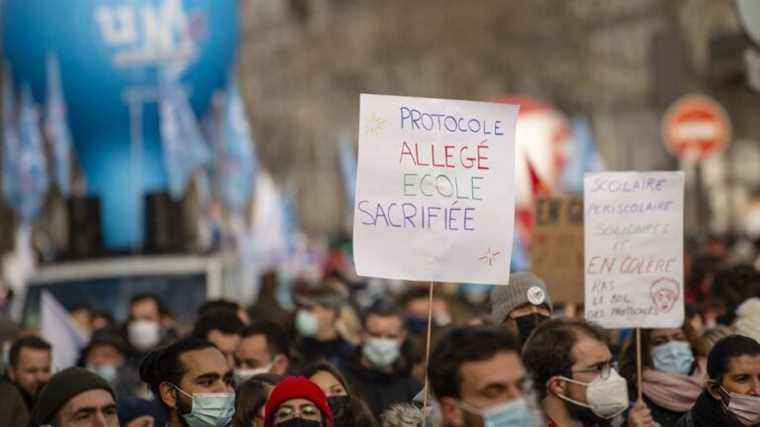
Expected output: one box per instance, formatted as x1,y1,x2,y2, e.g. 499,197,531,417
353,94,518,284
584,171,685,328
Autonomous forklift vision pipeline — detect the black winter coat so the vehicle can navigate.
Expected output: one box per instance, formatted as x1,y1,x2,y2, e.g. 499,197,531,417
675,391,745,427
338,350,421,416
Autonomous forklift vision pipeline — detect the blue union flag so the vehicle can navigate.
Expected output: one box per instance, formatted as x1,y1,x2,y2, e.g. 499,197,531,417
337,134,357,208
2,65,20,211
45,54,72,198
217,79,257,216
158,70,212,200
13,85,49,222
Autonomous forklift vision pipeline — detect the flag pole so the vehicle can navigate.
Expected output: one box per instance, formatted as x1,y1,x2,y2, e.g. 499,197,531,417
421,281,435,413
636,328,643,402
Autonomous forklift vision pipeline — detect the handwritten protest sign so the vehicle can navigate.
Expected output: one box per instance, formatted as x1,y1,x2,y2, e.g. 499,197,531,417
353,94,519,284
530,196,584,304
584,171,685,328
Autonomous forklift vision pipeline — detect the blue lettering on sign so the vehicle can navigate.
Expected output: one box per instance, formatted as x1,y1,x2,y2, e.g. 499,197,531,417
399,106,504,136
357,199,477,232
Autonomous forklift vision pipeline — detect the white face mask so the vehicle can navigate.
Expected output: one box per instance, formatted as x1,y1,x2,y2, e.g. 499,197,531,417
128,319,161,351
174,385,235,427
87,364,118,383
722,387,760,426
556,368,629,419
234,357,278,383
363,337,401,368
295,310,319,337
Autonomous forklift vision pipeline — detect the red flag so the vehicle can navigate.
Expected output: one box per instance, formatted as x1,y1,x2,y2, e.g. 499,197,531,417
526,156,550,196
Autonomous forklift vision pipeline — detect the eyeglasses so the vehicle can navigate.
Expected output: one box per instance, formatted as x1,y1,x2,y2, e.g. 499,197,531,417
274,403,321,422
570,361,618,380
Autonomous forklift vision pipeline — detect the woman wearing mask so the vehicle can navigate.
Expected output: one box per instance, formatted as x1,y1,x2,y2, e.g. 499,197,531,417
676,335,760,427
263,376,334,427
303,361,377,427
619,325,703,426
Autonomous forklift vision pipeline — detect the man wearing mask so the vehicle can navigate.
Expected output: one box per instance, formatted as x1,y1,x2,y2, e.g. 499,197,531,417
125,293,174,354
235,321,291,383
491,272,553,345
429,325,541,427
676,334,760,427
79,330,146,399
80,332,128,383
5,335,52,412
339,300,420,415
293,284,352,367
139,336,236,427
523,319,659,427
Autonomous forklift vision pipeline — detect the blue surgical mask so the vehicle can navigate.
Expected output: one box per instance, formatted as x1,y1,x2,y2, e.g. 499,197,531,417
461,397,540,427
174,385,235,427
295,310,319,337
363,337,401,368
87,364,118,383
651,341,694,375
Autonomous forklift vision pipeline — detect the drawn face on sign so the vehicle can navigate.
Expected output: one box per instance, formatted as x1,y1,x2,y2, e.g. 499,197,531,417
650,278,680,313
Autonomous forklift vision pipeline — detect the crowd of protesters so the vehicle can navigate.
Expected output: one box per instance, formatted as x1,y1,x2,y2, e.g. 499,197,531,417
0,236,759,427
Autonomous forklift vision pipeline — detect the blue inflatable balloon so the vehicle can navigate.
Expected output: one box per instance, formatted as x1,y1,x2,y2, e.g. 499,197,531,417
2,0,239,249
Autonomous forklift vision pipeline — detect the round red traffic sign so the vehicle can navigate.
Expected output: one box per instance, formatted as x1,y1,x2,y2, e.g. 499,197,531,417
662,94,731,162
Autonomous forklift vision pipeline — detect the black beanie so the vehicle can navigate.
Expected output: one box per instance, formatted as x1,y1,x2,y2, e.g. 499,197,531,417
33,366,116,425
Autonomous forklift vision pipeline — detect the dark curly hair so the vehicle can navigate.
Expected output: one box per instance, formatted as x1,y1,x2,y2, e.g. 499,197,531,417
428,325,520,399
138,336,216,409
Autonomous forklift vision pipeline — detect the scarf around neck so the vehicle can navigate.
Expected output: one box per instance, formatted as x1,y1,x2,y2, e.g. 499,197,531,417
641,367,705,412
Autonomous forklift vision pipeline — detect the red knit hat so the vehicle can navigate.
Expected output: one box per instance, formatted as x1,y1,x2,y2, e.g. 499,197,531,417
264,376,334,427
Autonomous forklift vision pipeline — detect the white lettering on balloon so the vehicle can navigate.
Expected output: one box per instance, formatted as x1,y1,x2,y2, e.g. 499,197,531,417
94,0,202,69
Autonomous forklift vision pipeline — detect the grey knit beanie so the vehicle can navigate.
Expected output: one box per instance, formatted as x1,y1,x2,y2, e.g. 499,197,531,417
491,272,553,324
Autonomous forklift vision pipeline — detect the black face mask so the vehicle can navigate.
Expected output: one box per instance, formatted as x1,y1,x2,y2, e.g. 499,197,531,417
328,395,353,427
275,419,322,427
515,313,549,343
